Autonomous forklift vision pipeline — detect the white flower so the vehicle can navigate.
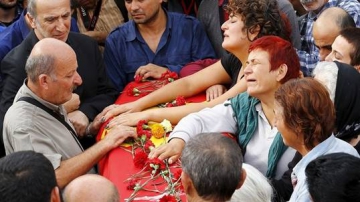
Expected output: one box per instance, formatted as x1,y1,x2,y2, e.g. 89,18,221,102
160,119,173,133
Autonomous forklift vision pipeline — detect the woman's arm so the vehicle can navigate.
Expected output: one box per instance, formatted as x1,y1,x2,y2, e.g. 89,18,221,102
100,60,232,121
106,78,247,127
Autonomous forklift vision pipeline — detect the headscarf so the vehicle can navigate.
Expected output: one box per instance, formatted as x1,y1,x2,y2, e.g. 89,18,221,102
333,61,360,141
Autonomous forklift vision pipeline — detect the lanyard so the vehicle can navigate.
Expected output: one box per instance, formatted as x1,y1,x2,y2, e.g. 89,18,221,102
180,0,197,15
79,0,103,31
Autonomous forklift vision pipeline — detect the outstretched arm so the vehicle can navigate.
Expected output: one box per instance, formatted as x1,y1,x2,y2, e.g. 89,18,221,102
100,60,232,121
106,78,247,127
148,100,238,163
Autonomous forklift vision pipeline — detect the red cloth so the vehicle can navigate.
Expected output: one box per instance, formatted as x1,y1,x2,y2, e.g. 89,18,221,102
96,81,205,201
179,58,218,78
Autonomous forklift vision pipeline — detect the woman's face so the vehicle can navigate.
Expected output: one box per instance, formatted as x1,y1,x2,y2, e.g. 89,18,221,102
244,49,279,97
274,101,299,148
221,14,251,54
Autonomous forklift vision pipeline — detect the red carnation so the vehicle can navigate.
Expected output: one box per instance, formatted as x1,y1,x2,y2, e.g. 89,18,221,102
133,150,148,169
146,158,166,173
159,195,177,202
137,120,147,132
172,168,182,182
144,140,155,153
126,179,138,190
175,96,186,106
134,74,143,83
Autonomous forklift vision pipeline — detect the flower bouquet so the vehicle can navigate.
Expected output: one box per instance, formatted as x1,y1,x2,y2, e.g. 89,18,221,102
123,119,184,202
127,71,179,97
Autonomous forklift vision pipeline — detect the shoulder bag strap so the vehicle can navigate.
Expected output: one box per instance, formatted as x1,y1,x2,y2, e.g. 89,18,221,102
17,97,84,151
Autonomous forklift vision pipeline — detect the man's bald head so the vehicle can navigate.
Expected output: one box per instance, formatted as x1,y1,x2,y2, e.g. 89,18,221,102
26,38,76,83
63,174,119,202
313,7,356,61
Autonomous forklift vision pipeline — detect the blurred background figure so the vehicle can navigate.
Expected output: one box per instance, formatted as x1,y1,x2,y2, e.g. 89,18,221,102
0,0,23,32
229,163,273,202
0,150,61,202
63,174,119,202
305,153,360,202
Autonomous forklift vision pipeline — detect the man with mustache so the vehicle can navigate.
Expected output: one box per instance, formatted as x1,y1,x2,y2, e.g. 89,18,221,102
297,0,360,76
2,38,137,188
0,0,118,157
104,0,216,92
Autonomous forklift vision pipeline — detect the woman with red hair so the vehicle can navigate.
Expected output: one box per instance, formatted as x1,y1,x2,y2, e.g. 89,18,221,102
150,36,300,180
97,0,292,129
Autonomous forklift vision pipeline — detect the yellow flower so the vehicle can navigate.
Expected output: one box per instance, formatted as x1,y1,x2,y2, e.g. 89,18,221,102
150,123,165,139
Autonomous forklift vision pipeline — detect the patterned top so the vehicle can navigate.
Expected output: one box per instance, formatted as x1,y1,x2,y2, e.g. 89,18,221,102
75,0,124,51
297,0,360,76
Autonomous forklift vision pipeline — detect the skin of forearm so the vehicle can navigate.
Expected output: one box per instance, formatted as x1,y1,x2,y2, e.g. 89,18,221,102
55,140,113,188
136,77,208,111
147,82,246,124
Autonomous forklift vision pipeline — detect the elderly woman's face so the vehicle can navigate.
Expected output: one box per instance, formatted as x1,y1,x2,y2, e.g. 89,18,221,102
244,49,279,97
274,101,298,148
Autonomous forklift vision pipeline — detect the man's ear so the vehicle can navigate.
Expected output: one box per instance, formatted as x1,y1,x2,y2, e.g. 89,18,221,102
236,168,247,189
26,13,36,29
38,74,50,90
276,64,288,82
181,171,196,196
50,186,61,202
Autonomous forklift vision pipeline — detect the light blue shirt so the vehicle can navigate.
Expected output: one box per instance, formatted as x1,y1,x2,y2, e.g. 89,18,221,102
289,135,359,202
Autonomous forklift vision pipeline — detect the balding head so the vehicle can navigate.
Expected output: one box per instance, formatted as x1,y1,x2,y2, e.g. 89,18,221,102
63,174,119,202
313,7,356,61
26,38,76,83
25,38,82,105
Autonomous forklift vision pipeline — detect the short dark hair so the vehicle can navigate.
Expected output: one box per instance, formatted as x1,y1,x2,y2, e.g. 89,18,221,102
339,27,360,66
0,151,57,202
305,152,360,202
181,133,243,201
225,0,291,42
275,78,335,150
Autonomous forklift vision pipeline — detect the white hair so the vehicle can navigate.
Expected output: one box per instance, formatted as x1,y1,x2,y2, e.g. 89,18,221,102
228,164,273,202
312,61,339,102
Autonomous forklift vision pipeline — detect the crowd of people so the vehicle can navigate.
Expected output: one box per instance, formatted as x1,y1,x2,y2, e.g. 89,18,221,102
0,0,360,201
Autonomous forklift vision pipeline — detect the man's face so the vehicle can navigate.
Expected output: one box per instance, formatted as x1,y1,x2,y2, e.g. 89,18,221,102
76,0,96,9
0,0,18,9
47,56,83,105
125,0,162,24
299,0,327,11
313,31,339,61
325,35,354,65
28,0,71,42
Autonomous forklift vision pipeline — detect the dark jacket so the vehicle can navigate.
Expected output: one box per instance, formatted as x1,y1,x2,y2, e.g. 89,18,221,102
0,31,118,156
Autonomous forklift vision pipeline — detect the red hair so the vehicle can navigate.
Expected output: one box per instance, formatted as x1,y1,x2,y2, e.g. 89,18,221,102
249,36,300,83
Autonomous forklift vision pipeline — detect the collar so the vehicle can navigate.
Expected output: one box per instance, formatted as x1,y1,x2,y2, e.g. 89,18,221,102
293,135,336,177
125,7,171,42
19,9,29,39
0,4,23,26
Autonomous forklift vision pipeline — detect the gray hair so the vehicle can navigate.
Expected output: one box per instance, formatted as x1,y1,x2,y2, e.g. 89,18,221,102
25,54,56,83
27,0,37,18
181,133,243,201
229,164,273,202
312,61,338,102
